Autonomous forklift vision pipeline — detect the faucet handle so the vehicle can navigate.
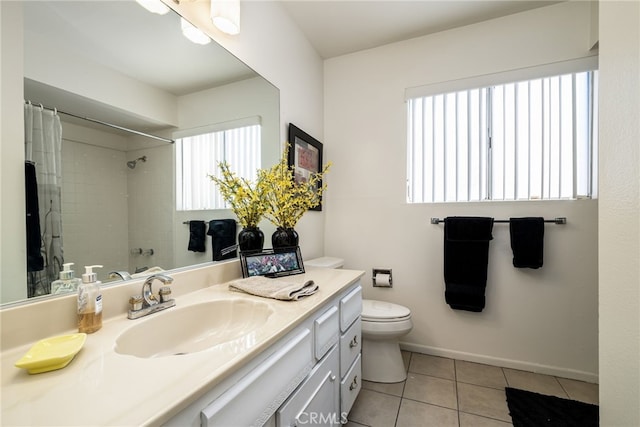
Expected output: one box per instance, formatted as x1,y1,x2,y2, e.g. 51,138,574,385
129,295,143,311
159,286,172,303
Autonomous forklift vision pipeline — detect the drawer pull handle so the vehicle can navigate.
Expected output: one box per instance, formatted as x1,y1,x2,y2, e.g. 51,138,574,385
349,336,358,348
349,375,358,391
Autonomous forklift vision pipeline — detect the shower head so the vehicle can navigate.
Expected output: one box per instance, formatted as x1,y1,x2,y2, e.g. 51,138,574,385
127,156,147,169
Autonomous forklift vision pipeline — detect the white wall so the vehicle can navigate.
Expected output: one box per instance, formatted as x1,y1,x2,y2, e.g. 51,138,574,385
177,76,280,169
169,1,326,260
1,2,27,303
324,1,599,381
598,1,640,425
173,76,280,267
24,21,178,126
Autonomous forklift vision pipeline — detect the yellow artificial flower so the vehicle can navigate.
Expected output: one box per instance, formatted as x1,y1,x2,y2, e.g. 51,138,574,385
208,143,330,230
208,163,267,228
259,143,331,229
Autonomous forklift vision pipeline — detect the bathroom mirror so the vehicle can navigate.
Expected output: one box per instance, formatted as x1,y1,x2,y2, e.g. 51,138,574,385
3,1,280,304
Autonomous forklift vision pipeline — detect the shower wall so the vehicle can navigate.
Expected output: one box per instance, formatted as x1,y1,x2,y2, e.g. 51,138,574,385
126,144,174,273
60,121,129,280
60,120,174,281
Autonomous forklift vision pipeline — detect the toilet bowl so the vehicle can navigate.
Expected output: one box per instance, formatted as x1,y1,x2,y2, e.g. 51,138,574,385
361,299,413,383
305,258,414,384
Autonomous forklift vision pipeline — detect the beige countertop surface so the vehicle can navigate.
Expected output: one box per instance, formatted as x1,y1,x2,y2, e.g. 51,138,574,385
1,267,364,426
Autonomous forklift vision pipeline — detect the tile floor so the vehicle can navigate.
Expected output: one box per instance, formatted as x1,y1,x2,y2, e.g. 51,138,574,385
345,351,599,427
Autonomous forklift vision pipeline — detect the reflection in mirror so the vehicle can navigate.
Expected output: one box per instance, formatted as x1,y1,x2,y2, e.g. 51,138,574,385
6,1,279,305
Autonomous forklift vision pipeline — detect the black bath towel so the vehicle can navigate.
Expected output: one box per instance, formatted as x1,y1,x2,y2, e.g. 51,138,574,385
187,220,206,252
207,219,237,261
25,162,44,272
444,216,494,312
510,217,544,269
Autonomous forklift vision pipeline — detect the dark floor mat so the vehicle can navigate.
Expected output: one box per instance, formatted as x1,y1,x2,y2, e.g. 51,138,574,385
505,387,599,427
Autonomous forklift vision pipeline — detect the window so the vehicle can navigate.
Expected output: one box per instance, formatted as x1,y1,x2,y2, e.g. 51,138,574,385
407,67,598,203
176,123,261,210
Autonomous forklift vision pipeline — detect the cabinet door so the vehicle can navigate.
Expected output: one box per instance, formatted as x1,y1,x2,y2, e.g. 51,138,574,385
277,346,342,427
340,354,361,415
339,317,361,375
314,305,339,360
201,329,313,427
340,286,362,332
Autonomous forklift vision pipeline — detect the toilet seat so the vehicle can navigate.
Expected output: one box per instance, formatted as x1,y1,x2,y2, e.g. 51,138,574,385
362,299,411,323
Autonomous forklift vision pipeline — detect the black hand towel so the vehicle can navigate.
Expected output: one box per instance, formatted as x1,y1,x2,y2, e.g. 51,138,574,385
510,217,545,269
187,220,207,252
25,162,44,272
444,216,494,312
207,219,237,261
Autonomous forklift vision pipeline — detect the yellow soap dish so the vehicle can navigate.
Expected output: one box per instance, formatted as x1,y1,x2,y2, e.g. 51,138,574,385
15,333,87,374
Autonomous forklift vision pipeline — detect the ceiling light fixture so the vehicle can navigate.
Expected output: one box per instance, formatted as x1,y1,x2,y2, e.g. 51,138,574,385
180,18,211,45
210,0,240,35
135,0,170,15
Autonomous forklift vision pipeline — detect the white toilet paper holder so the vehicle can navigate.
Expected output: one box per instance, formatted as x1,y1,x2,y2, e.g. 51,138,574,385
372,269,393,287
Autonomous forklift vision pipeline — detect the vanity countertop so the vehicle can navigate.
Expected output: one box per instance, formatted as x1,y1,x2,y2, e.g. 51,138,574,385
1,267,364,426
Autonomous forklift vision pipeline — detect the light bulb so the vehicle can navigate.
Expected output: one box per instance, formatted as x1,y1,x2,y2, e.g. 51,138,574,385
211,0,240,35
135,0,170,15
181,18,211,45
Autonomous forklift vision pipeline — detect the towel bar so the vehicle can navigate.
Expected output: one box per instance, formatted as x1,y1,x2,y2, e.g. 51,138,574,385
430,217,567,225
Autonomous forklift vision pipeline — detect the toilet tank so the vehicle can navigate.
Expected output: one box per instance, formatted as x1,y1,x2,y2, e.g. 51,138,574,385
305,257,344,269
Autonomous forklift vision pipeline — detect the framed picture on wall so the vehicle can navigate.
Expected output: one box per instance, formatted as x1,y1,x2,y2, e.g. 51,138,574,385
288,123,324,211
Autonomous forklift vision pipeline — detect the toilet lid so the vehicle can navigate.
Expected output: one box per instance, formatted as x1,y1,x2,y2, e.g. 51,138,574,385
362,299,411,321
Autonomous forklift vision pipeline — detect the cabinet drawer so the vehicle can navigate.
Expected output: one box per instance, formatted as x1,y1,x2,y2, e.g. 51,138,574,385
339,317,361,375
340,285,362,332
314,305,339,360
277,346,341,427
201,329,313,427
340,354,362,415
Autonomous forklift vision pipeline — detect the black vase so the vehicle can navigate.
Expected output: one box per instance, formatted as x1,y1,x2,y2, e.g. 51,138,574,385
238,227,264,252
271,227,299,249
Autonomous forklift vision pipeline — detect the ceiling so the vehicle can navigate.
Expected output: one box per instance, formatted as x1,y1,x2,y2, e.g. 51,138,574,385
279,0,563,59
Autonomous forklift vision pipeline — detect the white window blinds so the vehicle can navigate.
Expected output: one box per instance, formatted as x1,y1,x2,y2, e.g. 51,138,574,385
407,65,598,203
176,123,261,211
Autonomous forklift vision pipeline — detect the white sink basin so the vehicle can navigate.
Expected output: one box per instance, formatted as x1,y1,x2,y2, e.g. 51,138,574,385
115,299,274,358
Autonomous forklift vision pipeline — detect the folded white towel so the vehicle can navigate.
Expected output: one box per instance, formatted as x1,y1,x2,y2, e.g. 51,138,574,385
228,276,318,301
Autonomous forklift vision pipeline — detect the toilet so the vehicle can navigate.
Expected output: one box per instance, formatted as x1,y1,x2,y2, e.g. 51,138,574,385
305,257,413,384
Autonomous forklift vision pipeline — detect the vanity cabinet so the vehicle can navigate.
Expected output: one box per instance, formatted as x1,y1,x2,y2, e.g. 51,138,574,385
166,281,362,427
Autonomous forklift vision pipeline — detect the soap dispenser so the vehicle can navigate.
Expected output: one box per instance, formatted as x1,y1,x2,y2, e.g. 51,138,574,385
78,265,103,334
51,262,82,295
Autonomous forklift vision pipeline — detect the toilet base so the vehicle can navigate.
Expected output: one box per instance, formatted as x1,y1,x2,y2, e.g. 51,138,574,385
361,338,407,383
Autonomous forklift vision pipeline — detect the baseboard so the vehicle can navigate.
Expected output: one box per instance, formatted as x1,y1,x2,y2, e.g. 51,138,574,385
399,342,599,384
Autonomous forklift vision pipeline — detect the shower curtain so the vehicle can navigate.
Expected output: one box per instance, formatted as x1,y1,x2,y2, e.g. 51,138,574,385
24,103,64,297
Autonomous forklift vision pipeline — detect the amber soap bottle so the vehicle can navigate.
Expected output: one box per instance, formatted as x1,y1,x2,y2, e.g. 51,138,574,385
78,265,103,334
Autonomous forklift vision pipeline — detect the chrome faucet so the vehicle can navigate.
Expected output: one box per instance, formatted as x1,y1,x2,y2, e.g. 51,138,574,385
109,270,132,281
128,274,175,320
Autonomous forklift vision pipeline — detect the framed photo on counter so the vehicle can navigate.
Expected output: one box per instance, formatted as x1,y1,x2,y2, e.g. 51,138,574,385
240,247,305,278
